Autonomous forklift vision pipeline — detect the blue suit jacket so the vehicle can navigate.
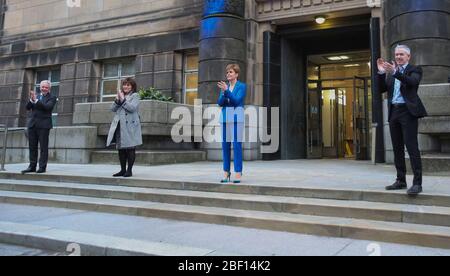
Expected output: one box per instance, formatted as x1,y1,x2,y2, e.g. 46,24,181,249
217,81,247,123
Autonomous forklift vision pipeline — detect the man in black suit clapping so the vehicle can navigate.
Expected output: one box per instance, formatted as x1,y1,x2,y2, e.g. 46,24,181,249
377,45,428,196
22,80,57,174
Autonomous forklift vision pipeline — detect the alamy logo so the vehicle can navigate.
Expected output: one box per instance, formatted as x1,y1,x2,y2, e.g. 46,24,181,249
66,243,81,256
170,100,280,154
367,243,382,256
66,0,81,8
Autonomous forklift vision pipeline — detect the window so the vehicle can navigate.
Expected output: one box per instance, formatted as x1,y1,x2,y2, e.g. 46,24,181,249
101,59,135,102
183,53,199,105
34,68,60,125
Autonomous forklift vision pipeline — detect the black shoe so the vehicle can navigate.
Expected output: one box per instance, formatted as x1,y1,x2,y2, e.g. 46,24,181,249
407,185,423,196
123,171,133,178
385,180,407,191
113,171,126,177
36,168,46,174
21,167,36,174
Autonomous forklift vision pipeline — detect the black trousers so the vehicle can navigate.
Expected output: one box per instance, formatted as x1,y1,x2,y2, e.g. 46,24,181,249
389,105,423,186
28,127,50,169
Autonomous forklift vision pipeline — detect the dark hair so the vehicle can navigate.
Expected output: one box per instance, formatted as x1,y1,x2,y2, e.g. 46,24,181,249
122,77,137,93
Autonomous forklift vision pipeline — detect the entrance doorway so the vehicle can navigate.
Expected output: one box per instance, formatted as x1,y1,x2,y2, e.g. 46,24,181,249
307,51,372,160
262,15,380,161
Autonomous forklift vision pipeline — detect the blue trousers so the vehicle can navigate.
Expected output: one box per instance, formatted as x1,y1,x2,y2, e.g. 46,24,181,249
222,122,243,173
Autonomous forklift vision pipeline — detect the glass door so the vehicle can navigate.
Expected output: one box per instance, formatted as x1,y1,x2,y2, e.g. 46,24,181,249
321,88,338,158
307,80,323,159
337,89,347,158
353,77,370,160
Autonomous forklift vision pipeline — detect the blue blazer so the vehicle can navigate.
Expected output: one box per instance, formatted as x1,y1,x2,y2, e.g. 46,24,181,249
217,81,247,123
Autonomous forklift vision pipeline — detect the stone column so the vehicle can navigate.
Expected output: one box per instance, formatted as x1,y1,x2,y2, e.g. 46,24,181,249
198,0,246,104
384,0,450,84
383,0,450,172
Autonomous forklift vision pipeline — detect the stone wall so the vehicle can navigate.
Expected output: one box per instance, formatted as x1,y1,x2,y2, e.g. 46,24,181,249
136,52,184,103
419,84,450,153
0,126,100,164
384,84,450,164
2,0,203,52
0,31,200,127
0,0,203,128
73,100,262,161
73,100,201,150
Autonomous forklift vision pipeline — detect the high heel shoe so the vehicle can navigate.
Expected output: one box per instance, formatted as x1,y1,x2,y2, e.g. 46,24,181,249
233,173,242,184
220,172,231,183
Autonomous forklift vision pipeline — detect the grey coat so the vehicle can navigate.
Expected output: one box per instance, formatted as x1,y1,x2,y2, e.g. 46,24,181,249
106,92,143,149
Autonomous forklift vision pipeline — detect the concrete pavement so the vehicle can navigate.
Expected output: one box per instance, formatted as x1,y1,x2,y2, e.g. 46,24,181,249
1,203,450,256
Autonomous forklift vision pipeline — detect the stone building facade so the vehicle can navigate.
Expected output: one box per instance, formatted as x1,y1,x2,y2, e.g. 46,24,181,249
0,0,449,167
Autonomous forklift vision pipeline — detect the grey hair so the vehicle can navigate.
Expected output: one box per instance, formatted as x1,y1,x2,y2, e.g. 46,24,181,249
395,45,411,55
40,80,52,88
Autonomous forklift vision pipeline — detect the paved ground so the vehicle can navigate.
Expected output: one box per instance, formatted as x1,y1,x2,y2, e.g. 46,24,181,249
1,203,450,256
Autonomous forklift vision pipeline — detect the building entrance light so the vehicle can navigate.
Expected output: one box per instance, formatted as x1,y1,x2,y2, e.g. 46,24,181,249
315,16,326,24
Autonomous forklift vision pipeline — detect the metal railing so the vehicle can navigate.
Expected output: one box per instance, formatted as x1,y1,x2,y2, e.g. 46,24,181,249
0,125,25,171
0,124,7,171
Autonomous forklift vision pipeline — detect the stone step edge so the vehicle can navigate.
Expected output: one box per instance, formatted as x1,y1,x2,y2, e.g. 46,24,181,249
1,180,450,227
0,221,222,256
1,191,450,249
1,171,449,208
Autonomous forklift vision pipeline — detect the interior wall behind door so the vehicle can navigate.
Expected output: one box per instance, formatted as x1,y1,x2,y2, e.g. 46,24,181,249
280,38,307,159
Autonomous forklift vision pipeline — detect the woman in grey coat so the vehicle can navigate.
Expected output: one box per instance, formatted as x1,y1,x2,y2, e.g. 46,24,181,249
107,77,143,177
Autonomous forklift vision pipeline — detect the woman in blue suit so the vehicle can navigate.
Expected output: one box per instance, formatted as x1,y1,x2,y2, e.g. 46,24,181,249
217,64,246,183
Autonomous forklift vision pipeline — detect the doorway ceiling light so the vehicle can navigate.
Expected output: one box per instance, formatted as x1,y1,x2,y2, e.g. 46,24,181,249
326,56,351,61
343,64,360,68
315,16,326,24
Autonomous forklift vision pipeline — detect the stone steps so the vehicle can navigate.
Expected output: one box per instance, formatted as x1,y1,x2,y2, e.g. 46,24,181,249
1,172,450,207
419,116,450,134
90,150,206,165
1,173,450,249
407,153,450,175
1,190,450,249
1,179,450,227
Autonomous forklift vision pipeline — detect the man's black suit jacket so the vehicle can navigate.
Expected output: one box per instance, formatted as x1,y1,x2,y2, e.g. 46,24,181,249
26,93,57,129
378,64,428,121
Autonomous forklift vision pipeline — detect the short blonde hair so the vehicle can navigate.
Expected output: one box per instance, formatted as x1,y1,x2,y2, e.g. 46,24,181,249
226,64,240,75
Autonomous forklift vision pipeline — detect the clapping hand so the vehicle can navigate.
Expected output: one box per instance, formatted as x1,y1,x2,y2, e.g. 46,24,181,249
383,60,397,74
377,58,397,74
217,81,228,92
29,90,36,102
377,58,385,72
116,89,125,101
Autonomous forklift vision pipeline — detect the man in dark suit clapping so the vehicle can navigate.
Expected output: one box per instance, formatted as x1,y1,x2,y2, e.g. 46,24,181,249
377,45,428,196
22,80,57,174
